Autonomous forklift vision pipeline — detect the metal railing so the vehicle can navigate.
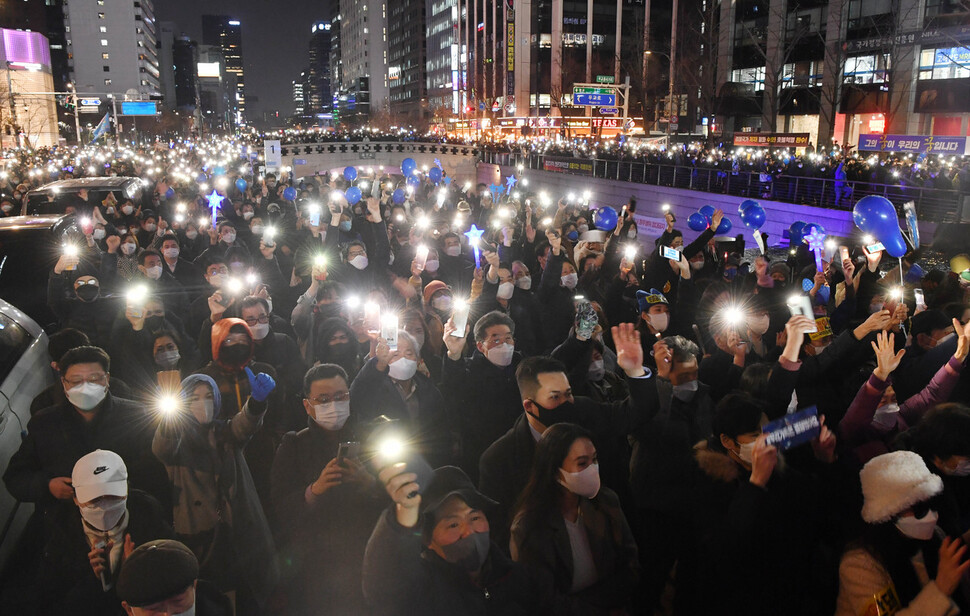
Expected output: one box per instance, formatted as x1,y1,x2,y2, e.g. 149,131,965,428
481,150,966,223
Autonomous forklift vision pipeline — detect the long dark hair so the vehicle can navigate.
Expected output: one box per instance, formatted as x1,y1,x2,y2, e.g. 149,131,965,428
851,520,940,606
513,423,594,536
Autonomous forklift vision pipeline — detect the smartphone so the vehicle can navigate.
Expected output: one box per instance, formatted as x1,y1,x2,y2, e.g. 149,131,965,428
94,540,111,591
381,316,399,351
661,245,681,261
337,441,361,463
128,304,144,318
451,301,469,337
787,295,818,333
839,246,850,263
364,302,381,334
762,406,821,452
914,288,926,311
864,241,885,255
308,207,321,227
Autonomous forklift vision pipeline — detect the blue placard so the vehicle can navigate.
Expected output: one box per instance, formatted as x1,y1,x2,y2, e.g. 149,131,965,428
574,93,616,107
762,406,821,451
120,101,158,116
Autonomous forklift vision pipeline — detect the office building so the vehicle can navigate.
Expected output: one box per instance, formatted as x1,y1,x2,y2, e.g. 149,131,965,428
308,21,332,115
387,0,426,122
329,14,343,109
425,0,461,117
293,69,309,116
337,0,389,119
64,0,160,98
0,29,59,148
201,15,245,124
196,44,234,133
157,21,177,109
173,35,199,111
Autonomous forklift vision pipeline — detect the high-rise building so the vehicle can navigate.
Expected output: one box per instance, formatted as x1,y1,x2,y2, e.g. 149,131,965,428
0,29,59,148
157,21,177,110
387,0,426,122
64,0,160,98
338,0,389,119
172,35,199,112
425,0,461,116
329,13,343,107
201,15,245,124
293,69,309,116
196,44,234,133
308,21,332,114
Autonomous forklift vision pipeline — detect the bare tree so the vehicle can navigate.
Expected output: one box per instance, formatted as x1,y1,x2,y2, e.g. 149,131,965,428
675,0,720,139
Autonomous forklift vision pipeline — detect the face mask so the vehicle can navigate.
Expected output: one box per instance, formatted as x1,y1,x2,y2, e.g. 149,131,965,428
869,302,885,314
191,399,215,424
736,440,756,464
76,285,100,302
943,459,970,477
349,255,369,270
690,260,703,271
445,245,461,257
527,399,582,429
672,379,698,401
122,205,134,215
895,509,939,541
485,342,515,367
561,273,578,289
143,223,157,233
251,323,270,341
145,265,163,280
566,230,579,242
497,281,514,300
121,243,136,256
219,343,251,367
93,228,106,240
588,359,605,381
243,211,254,220
229,261,245,273
251,224,264,235
935,332,957,347
425,259,440,273
105,206,116,215
155,350,180,370
79,497,127,532
748,315,770,335
222,232,236,244
439,531,490,572
432,295,453,312
66,382,107,411
163,247,179,260
647,312,669,333
312,400,351,431
577,224,589,233
339,220,352,232
724,269,738,281
516,275,532,290
387,357,418,381
208,272,227,288
186,230,199,240
172,602,196,616
559,463,601,499
871,402,900,431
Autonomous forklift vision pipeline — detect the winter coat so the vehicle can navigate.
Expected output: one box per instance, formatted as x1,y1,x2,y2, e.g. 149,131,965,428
835,547,957,616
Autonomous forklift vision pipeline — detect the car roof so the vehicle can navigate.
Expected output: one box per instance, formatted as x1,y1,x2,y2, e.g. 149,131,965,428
26,177,140,195
0,214,67,232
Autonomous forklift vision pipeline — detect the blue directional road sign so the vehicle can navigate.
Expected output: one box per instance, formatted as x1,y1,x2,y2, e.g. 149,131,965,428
573,92,616,107
80,98,102,106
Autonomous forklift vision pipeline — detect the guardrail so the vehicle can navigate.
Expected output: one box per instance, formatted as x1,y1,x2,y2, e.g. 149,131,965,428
281,141,481,158
481,150,967,223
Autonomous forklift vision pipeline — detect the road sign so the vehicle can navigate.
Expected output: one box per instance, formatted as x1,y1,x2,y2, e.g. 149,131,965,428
573,86,613,95
79,98,102,106
120,101,158,116
573,92,616,107
595,75,615,84
599,107,618,115
79,106,101,114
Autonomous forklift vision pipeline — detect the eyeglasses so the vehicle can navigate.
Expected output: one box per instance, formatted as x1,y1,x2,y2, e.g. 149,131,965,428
63,373,108,387
243,315,270,326
306,391,350,405
207,267,229,276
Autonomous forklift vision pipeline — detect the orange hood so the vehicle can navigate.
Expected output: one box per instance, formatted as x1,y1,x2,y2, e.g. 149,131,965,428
211,317,254,364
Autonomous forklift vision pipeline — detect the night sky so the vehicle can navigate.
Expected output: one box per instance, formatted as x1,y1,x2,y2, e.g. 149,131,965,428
156,0,329,119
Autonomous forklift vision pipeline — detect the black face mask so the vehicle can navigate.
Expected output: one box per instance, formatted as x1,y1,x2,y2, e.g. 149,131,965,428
526,399,582,428
220,343,251,367
439,531,490,572
144,315,166,332
327,341,355,359
75,285,100,302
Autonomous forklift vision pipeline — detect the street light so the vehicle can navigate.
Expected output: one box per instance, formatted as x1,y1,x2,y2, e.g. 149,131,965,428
645,50,676,148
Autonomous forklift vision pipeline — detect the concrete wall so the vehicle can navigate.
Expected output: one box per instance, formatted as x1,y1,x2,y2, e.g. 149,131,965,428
283,142,481,183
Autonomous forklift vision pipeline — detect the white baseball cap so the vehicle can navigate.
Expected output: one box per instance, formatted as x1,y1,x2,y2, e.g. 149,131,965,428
72,449,128,503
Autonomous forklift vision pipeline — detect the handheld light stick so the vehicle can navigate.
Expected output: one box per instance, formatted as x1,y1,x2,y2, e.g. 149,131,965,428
804,227,826,273
464,224,485,268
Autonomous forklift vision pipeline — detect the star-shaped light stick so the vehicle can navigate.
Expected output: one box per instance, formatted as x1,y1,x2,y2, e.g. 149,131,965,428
464,224,485,268
505,175,517,190
434,158,442,169
205,190,225,220
804,226,826,273
488,183,503,202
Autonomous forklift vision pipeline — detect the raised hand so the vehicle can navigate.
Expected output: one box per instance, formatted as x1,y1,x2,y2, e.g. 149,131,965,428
811,415,837,464
935,537,970,596
379,462,420,528
955,318,970,363
612,322,645,377
871,331,905,381
710,209,724,231
442,318,468,360
749,435,778,488
245,366,276,402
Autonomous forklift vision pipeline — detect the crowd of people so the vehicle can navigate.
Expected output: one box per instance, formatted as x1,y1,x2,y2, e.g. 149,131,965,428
1,137,970,616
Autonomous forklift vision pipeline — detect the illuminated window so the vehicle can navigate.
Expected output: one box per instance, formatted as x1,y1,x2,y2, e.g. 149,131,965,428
102,53,109,59
104,79,112,86
100,39,108,46
98,12,105,18
100,26,107,33
919,47,970,80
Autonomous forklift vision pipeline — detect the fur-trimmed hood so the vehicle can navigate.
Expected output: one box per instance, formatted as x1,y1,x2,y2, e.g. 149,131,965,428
693,439,785,483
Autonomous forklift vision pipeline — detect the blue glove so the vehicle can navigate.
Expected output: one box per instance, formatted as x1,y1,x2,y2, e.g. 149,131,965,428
245,366,276,402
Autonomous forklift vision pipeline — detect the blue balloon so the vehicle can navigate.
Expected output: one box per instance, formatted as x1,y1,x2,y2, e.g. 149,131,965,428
802,223,826,238
213,166,226,176
853,195,907,258
740,203,766,230
344,166,358,182
688,212,708,232
592,206,618,231
428,167,443,183
699,205,716,223
401,158,417,176
345,186,362,205
715,217,732,235
196,173,207,184
392,188,406,204
790,221,807,236
283,186,297,201
738,199,759,215
165,187,175,200
406,174,421,188
235,178,248,192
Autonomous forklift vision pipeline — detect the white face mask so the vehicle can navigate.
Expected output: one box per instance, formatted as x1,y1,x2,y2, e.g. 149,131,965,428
559,463,601,499
66,382,107,411
222,231,236,244
172,601,196,616
121,243,136,256
243,211,254,220
424,259,440,273
485,342,515,367
736,440,756,464
747,315,770,336
561,273,578,289
105,206,115,215
445,245,461,257
349,255,369,270
895,509,939,541
871,402,900,431
186,230,199,240
191,399,215,424
588,359,605,381
497,281,515,300
516,275,532,290
251,322,270,341
690,260,704,271
208,272,227,288
145,265,163,280
934,332,957,347
647,312,669,333
312,400,351,431
93,228,106,240
163,247,179,259
143,223,156,232
122,205,134,215
387,357,418,381
432,295,453,312
251,224,264,235
79,497,127,532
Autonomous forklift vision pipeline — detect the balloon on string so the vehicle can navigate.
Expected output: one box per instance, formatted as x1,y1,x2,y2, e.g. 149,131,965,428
401,158,417,176
699,205,716,223
235,178,248,192
165,187,175,200
738,199,759,215
283,186,297,201
392,188,406,204
343,166,358,182
739,202,766,229
406,174,421,188
715,217,732,235
345,186,362,205
853,195,908,258
428,166,443,184
789,220,807,246
687,212,708,232
592,206,618,230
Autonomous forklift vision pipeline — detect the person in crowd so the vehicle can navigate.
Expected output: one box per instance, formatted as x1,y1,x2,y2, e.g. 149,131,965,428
511,423,639,613
271,364,386,614
151,372,278,614
537,229,581,346
159,233,204,294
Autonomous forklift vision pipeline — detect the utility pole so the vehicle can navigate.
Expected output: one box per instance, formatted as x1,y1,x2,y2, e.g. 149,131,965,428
109,94,120,149
68,84,82,145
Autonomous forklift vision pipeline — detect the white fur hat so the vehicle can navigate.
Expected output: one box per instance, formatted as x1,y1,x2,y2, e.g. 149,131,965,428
860,451,943,524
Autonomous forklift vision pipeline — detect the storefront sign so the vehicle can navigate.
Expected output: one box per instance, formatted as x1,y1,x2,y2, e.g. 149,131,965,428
858,134,967,154
733,133,811,147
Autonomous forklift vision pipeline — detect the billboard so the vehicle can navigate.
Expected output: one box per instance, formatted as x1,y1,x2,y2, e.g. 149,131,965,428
120,101,158,116
197,62,220,78
858,134,967,155
733,133,811,147
542,156,594,176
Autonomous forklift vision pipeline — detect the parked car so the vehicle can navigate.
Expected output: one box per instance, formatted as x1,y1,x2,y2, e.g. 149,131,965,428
23,177,143,216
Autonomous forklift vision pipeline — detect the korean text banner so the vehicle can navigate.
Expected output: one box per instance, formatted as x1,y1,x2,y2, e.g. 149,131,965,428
858,134,967,155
